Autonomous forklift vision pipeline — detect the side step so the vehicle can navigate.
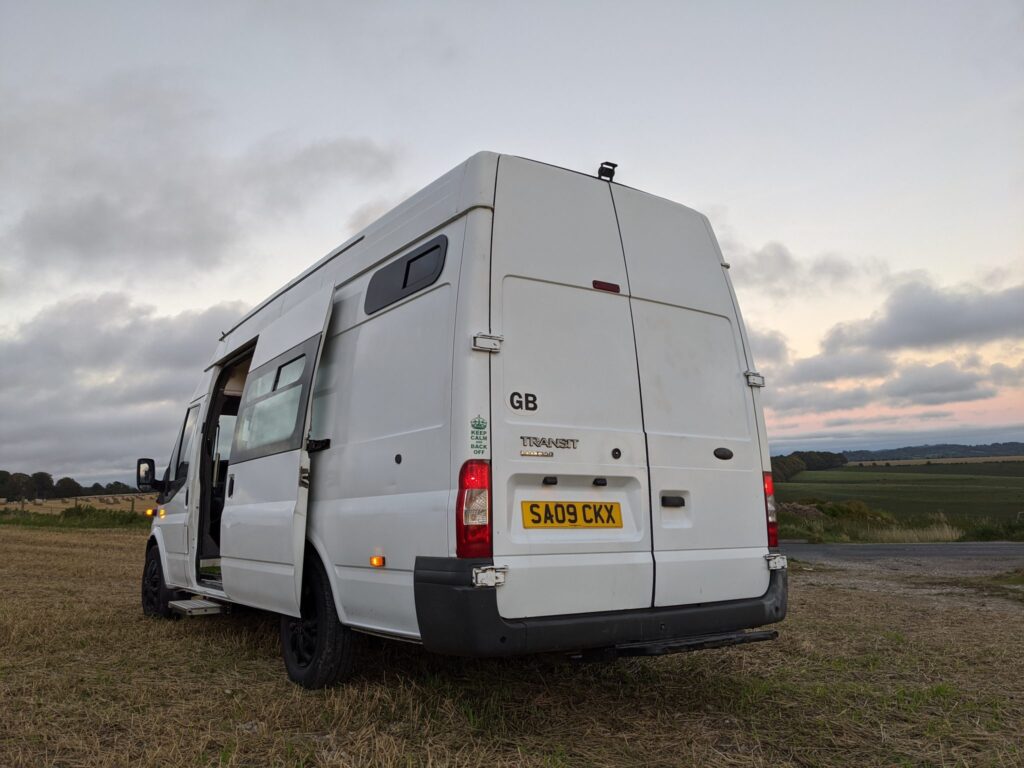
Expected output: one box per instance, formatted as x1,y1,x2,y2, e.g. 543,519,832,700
169,598,226,617
572,629,778,661
615,629,778,657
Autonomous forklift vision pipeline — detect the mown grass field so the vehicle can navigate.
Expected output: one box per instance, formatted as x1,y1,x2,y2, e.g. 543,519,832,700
2,526,1023,767
776,462,1024,532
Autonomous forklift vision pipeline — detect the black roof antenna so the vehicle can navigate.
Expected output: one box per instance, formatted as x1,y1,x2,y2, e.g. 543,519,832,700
598,161,617,182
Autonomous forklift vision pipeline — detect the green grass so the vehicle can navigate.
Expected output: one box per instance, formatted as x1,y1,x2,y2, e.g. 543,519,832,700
0,505,152,529
777,464,1024,530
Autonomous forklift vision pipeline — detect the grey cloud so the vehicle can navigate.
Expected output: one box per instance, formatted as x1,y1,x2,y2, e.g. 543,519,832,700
766,358,1001,415
808,253,857,285
1,76,399,286
345,195,406,235
746,326,791,367
824,280,1024,352
764,385,874,415
783,348,894,385
730,242,799,289
824,414,902,427
0,294,246,481
823,410,952,428
879,362,996,407
728,241,877,298
991,361,1024,387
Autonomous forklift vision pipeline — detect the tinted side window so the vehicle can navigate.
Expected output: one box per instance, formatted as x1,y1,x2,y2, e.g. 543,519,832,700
231,336,319,464
175,406,201,481
364,235,447,315
158,403,201,502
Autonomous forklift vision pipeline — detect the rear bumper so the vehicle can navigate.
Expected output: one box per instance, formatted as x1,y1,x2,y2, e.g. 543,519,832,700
413,556,788,657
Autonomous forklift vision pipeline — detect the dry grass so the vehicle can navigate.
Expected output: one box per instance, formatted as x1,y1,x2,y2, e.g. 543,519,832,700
850,522,965,543
2,527,1023,767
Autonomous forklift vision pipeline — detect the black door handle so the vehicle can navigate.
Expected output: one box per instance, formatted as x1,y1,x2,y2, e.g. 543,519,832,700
227,475,234,498
661,495,685,508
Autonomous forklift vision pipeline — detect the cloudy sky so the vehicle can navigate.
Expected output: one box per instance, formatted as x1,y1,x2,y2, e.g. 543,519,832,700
1,0,1022,482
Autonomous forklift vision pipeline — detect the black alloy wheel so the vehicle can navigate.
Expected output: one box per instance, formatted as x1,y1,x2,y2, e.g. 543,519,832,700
141,544,176,619
280,554,355,688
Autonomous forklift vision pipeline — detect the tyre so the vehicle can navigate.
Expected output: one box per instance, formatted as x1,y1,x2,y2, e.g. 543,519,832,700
141,543,177,619
280,554,355,688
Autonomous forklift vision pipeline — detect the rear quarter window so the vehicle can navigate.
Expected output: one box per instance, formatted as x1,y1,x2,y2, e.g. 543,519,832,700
364,235,447,315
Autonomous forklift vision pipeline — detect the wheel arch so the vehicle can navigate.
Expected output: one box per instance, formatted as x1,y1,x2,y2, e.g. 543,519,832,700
146,528,172,585
304,532,350,625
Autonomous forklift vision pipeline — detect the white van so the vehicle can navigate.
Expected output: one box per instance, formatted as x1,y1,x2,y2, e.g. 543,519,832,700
137,152,787,688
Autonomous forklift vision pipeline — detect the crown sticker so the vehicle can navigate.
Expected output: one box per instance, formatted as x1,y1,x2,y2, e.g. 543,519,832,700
471,416,487,430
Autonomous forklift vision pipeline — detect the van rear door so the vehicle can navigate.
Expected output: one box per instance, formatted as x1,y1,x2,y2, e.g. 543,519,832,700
489,157,653,619
610,186,770,607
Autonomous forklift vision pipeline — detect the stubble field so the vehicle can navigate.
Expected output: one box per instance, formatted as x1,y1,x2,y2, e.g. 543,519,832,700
1,526,1022,767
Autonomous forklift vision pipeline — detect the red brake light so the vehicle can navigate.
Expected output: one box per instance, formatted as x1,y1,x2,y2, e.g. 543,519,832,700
456,460,491,558
764,471,778,548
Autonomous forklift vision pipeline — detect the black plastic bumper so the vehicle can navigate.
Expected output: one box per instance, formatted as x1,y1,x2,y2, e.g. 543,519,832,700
413,557,788,657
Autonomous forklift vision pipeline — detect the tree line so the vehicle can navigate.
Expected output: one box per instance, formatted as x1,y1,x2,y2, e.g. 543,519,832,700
0,470,137,501
770,451,847,483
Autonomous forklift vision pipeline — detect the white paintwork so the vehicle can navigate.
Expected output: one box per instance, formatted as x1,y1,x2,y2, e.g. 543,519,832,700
220,286,334,617
489,157,653,619
147,151,775,643
611,185,769,606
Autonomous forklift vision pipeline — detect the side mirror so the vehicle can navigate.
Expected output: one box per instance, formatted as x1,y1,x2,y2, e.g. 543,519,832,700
136,458,162,492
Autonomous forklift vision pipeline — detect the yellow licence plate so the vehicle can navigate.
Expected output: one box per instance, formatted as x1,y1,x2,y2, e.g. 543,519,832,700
521,501,623,529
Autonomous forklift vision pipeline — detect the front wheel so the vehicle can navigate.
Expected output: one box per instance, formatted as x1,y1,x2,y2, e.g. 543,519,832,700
141,544,177,619
280,555,355,688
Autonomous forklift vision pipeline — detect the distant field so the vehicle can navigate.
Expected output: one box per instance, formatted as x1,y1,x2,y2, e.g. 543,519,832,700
776,463,1024,528
843,461,1024,477
849,455,1024,467
0,494,157,515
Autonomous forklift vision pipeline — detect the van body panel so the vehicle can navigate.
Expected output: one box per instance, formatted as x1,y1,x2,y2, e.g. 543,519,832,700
220,286,334,617
610,185,769,606
308,221,465,634
447,208,496,556
489,157,653,619
492,552,654,618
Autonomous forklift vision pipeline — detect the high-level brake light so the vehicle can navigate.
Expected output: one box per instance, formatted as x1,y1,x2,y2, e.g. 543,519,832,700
456,460,491,558
763,472,778,548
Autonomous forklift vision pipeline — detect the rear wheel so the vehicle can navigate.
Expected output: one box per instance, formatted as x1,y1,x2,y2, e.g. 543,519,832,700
280,554,355,688
141,544,176,619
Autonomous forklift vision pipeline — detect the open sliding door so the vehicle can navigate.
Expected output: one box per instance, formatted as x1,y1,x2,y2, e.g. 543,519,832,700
220,286,334,616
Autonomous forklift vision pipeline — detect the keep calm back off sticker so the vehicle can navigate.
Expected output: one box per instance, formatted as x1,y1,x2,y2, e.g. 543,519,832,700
470,415,488,456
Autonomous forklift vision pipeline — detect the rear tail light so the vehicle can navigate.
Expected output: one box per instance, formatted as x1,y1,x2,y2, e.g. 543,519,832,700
456,460,491,558
763,471,778,548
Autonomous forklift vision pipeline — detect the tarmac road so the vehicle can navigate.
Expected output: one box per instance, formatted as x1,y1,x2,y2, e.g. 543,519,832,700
782,540,1024,569
783,541,1024,561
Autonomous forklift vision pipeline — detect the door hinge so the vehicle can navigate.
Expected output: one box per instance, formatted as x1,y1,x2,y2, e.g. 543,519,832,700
472,333,503,352
745,371,766,388
472,565,508,587
306,438,331,453
765,553,787,571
